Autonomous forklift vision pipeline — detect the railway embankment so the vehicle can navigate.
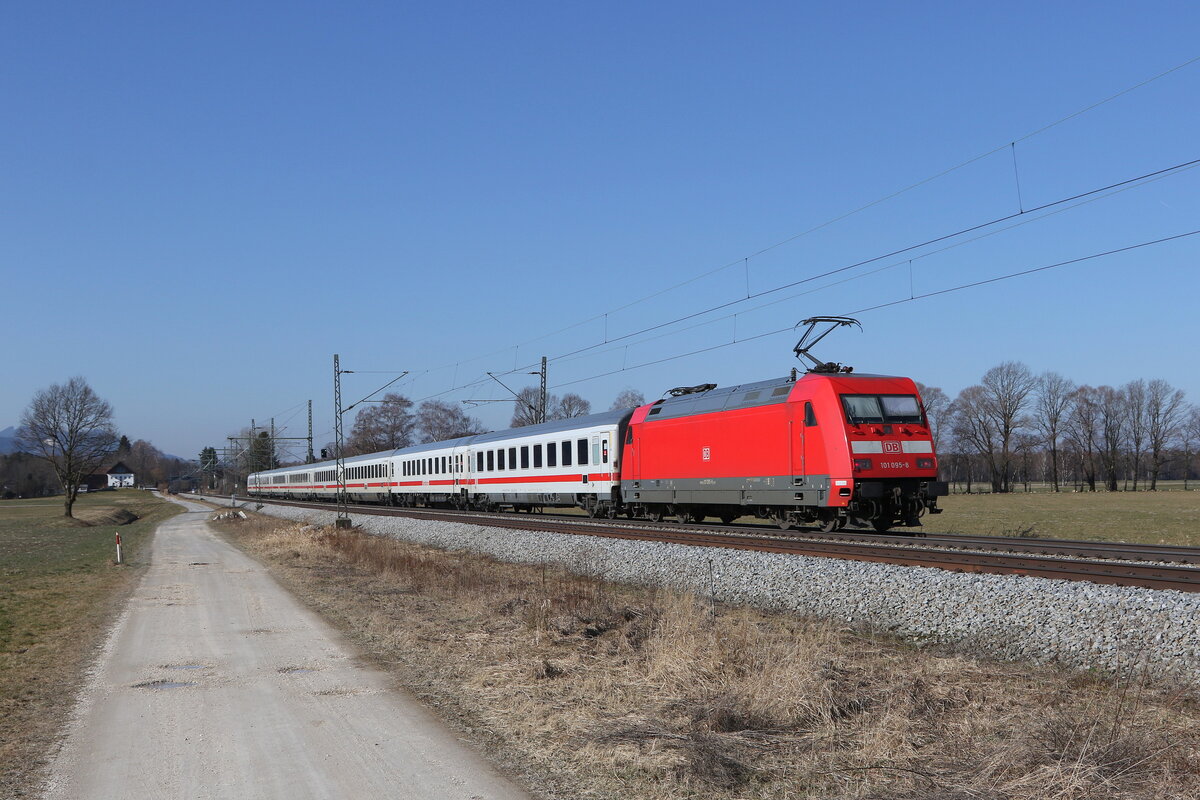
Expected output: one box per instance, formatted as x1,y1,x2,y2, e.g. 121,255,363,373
202,498,1200,683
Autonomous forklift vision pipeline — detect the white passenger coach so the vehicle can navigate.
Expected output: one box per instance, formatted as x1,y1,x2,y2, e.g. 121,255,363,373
247,409,631,516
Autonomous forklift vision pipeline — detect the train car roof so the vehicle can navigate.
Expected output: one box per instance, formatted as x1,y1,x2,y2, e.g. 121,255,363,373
256,408,634,476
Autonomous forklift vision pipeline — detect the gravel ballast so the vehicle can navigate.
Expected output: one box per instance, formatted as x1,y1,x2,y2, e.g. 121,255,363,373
203,498,1200,683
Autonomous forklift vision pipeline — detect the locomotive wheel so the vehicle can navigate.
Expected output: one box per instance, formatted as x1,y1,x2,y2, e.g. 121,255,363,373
689,511,705,524
872,519,892,533
719,512,737,525
835,517,847,531
819,517,838,533
649,507,666,522
675,508,691,524
775,513,793,531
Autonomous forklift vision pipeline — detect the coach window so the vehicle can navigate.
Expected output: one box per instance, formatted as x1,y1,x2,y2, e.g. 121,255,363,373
533,444,542,468
478,452,485,471
520,446,529,469
441,456,447,473
547,441,557,467
561,440,571,466
508,447,517,468
498,449,505,470
577,438,588,466
805,402,817,427
591,437,600,465
486,450,494,471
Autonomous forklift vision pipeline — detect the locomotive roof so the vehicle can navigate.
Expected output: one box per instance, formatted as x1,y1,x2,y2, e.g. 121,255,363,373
642,372,906,422
643,375,796,421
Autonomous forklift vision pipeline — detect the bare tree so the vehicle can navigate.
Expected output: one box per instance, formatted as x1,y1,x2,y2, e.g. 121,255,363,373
1097,385,1126,491
915,383,950,449
348,393,415,454
1146,379,1186,490
1034,371,1075,492
16,377,118,517
1013,432,1041,492
950,362,1036,492
1181,405,1200,490
509,388,592,425
1064,386,1101,491
510,387,548,428
417,400,485,443
948,386,993,491
1123,379,1147,490
125,439,164,486
552,393,591,419
610,388,646,411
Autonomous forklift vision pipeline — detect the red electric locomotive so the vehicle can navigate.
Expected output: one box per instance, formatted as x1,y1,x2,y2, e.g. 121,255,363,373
616,317,947,532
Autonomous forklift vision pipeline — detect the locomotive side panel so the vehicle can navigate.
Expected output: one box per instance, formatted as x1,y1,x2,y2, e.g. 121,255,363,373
624,400,801,508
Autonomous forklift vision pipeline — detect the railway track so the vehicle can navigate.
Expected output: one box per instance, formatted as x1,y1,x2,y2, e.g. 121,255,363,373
198,494,1200,594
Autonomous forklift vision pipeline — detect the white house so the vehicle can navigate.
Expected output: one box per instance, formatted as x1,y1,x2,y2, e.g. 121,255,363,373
106,462,135,488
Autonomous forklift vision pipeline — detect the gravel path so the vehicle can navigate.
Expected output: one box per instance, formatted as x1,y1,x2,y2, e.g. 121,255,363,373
43,497,532,800
220,498,1200,683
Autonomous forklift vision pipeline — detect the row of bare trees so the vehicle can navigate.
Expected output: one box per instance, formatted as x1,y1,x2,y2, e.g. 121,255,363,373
341,394,487,456
341,386,649,458
920,362,1197,492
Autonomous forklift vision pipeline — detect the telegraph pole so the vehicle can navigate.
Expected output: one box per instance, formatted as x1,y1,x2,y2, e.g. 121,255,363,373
538,355,548,424
333,354,351,528
306,399,315,464
330,358,409,526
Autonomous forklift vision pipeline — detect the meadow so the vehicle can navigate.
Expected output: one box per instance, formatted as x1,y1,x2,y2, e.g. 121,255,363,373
0,490,181,798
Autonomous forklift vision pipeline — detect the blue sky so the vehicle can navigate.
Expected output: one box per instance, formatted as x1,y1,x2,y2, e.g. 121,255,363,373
3,1,1198,459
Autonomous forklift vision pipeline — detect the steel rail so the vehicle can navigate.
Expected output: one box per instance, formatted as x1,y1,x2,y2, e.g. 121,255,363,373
204,494,1200,594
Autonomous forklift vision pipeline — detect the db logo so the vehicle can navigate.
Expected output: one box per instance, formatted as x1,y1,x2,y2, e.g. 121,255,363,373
702,446,711,461
883,441,901,454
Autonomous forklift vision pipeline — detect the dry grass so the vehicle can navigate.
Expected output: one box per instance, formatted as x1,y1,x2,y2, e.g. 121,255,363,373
221,514,1200,799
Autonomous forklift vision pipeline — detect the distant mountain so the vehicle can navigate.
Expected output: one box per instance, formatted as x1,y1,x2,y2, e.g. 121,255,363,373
0,426,18,455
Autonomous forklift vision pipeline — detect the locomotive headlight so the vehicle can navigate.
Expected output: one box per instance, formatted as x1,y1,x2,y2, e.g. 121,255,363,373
853,458,872,472
916,458,935,469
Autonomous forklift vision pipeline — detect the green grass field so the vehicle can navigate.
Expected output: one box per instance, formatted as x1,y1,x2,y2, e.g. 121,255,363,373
0,490,182,798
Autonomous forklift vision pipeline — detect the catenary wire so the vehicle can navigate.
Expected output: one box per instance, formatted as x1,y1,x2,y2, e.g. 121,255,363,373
384,55,1200,385
544,228,1200,390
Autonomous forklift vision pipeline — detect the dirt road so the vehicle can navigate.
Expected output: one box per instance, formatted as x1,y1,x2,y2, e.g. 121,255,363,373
42,498,531,800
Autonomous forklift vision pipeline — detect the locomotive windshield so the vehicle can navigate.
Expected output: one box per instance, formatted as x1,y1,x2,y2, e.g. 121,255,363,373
840,394,924,425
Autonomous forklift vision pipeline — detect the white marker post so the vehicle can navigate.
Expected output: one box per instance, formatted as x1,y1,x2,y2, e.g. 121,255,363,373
115,532,123,565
